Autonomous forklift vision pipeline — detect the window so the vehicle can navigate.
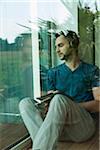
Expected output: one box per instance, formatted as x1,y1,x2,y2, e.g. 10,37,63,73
0,0,99,149
0,1,32,149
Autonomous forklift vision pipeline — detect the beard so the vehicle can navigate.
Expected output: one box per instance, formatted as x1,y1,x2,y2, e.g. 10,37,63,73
58,53,69,61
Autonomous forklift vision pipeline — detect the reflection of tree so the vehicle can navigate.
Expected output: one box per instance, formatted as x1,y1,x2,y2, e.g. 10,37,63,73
78,0,100,65
78,6,95,64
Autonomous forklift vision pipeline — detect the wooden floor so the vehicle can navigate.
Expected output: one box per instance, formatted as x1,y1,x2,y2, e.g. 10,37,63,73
27,126,99,150
57,117,99,150
0,123,28,150
0,122,99,150
58,127,99,150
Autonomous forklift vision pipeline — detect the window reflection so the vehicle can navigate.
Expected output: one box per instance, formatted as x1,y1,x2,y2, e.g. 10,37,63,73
38,21,56,95
0,1,32,149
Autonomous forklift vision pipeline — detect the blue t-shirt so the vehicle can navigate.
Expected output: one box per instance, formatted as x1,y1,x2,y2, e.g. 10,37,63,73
47,61,99,103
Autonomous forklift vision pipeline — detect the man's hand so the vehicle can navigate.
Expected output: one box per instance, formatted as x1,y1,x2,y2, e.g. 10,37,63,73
47,90,59,94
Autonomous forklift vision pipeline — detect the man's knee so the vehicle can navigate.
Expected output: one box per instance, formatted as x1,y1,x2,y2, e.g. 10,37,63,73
51,94,69,105
50,94,70,110
19,97,32,112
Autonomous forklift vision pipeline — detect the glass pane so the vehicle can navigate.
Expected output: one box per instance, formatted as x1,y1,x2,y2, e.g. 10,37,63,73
0,1,32,149
39,23,55,95
78,0,100,66
78,5,95,64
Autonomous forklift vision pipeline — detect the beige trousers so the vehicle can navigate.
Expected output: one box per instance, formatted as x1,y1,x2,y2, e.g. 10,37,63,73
19,94,96,150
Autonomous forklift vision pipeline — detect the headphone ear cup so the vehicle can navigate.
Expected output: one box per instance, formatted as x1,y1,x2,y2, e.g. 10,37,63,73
69,40,74,48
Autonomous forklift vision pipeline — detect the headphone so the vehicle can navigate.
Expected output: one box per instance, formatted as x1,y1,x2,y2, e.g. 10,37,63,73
56,30,79,49
65,30,79,48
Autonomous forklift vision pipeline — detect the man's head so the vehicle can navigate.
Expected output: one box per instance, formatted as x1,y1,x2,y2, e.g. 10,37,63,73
55,30,79,61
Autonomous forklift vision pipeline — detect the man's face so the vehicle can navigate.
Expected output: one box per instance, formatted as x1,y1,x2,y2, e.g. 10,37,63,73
55,35,73,61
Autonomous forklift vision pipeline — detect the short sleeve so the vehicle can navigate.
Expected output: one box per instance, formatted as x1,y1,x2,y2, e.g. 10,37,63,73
91,66,100,88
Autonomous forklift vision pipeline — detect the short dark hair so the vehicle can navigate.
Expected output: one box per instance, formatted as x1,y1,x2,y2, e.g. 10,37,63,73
55,30,79,49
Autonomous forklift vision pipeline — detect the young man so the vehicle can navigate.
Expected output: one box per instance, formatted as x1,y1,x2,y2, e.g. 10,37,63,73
19,30,100,150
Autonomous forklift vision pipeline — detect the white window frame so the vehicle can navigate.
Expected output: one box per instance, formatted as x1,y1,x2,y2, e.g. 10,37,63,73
31,1,41,99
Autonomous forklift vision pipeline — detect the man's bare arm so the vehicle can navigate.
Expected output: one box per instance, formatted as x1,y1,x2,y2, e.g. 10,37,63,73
79,87,100,112
79,100,99,112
